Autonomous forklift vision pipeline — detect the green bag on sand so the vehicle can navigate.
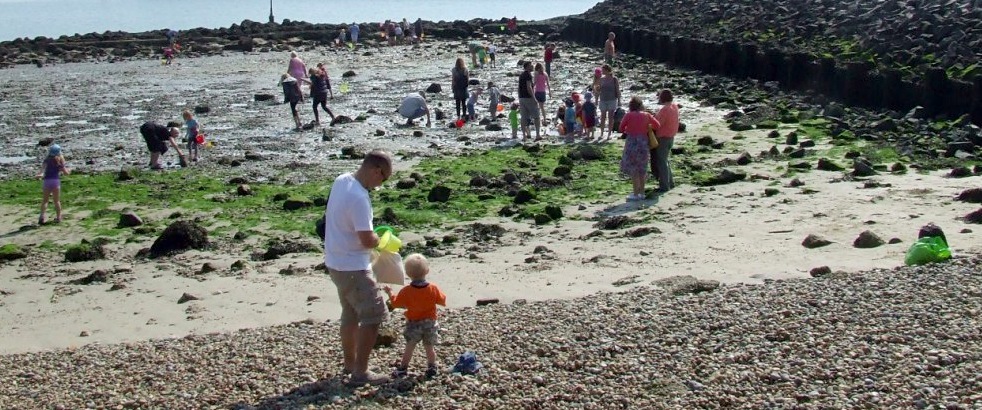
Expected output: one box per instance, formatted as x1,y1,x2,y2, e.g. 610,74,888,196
904,236,951,266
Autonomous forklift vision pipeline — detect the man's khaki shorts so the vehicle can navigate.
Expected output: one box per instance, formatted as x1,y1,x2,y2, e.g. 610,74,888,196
328,269,389,326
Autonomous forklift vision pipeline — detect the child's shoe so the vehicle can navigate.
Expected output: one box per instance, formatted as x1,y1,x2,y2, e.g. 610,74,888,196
38,215,45,225
425,364,438,378
391,366,408,378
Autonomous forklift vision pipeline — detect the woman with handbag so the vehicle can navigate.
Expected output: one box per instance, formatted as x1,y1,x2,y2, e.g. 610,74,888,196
619,96,661,202
651,89,679,193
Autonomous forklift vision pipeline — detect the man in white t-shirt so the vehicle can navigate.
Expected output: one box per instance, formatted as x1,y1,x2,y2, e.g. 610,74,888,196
398,92,431,127
323,150,393,386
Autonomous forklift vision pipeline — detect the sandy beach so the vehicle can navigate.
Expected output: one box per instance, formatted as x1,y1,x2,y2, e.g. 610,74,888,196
1,32,980,358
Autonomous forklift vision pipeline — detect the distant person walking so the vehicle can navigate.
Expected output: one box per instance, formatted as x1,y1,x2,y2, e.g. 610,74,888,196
603,32,616,64
279,74,304,130
517,61,540,140
287,51,308,99
323,150,394,387
349,23,360,43
38,144,70,225
308,67,336,125
651,89,679,193
451,58,469,120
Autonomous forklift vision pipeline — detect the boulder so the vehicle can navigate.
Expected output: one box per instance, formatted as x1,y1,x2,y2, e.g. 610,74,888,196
261,239,319,260
65,239,107,262
283,198,313,211
428,186,452,202
809,266,832,278
853,230,885,248
425,83,442,93
149,221,208,258
955,188,982,203
802,234,832,249
852,158,877,177
0,244,27,262
118,212,143,228
701,169,746,186
513,189,535,204
816,158,844,172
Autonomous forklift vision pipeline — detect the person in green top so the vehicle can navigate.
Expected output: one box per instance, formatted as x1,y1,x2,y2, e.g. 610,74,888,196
508,102,519,139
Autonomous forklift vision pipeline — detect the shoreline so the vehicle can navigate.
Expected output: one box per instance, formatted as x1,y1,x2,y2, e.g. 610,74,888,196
0,35,980,357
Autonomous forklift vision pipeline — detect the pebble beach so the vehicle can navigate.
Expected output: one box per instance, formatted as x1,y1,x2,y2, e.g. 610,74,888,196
0,256,979,409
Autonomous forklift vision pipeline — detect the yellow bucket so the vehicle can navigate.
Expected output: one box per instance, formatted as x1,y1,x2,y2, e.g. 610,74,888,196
378,231,402,253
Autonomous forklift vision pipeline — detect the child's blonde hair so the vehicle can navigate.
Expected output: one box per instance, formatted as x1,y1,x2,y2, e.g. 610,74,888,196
182,110,193,120
404,253,429,280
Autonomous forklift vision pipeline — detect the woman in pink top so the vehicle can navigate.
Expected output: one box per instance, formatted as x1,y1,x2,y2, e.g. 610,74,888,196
533,63,551,124
619,96,661,202
650,89,679,193
287,51,308,101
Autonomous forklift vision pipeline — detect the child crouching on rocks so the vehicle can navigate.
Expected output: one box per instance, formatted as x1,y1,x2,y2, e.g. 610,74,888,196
383,253,447,378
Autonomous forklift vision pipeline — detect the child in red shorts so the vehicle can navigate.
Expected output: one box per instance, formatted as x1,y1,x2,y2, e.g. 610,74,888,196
383,253,447,378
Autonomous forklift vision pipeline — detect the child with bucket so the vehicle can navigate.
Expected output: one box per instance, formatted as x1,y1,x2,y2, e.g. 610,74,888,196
383,253,447,378
182,110,202,162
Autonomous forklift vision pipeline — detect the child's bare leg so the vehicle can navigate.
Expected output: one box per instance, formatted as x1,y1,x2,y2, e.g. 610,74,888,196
39,189,51,222
599,113,608,137
400,341,419,369
52,188,62,221
424,344,437,366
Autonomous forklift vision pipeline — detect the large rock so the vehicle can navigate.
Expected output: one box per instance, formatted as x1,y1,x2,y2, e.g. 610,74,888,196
853,230,885,248
802,234,833,249
700,169,746,186
65,239,107,262
149,221,208,258
283,198,314,211
0,244,27,262
261,239,319,260
425,83,442,93
955,188,982,204
118,212,143,228
653,275,720,296
428,186,452,202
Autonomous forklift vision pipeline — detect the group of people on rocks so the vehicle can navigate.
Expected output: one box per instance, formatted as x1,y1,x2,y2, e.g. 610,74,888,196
278,51,338,130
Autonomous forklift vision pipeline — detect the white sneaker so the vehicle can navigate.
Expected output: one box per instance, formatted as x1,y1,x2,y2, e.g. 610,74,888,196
626,194,640,202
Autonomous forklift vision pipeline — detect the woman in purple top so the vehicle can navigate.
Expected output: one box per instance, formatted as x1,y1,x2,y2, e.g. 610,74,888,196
38,144,70,224
287,51,307,101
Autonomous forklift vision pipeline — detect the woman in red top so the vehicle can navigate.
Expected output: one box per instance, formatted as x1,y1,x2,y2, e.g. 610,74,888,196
619,96,660,202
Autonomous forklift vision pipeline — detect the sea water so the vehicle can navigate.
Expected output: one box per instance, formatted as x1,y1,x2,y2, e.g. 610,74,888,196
0,0,600,41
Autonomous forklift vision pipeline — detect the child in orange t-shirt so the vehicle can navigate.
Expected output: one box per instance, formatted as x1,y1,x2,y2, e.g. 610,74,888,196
383,253,447,378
